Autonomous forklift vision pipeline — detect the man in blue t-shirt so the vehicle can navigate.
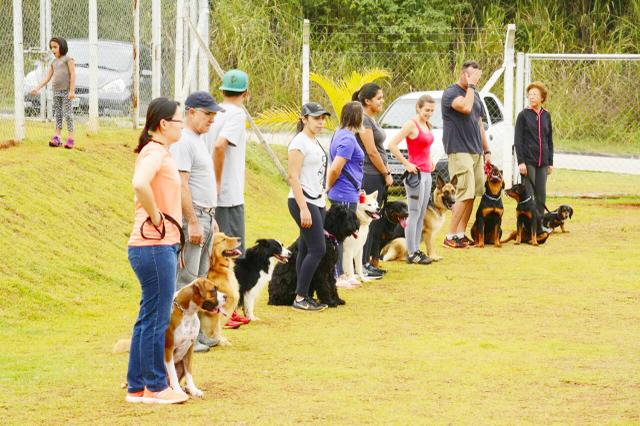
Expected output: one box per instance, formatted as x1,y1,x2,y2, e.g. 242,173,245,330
441,61,492,249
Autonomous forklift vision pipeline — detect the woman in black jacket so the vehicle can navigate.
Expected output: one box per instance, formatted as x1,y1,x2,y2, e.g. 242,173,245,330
514,81,554,217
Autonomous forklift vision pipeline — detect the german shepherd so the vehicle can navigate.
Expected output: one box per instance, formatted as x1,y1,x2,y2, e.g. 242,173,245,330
381,175,456,262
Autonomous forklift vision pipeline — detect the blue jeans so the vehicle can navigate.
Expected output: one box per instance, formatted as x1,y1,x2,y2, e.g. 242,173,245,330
329,200,358,276
127,244,178,393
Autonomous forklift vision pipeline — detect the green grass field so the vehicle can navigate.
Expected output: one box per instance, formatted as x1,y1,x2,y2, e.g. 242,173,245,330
1,130,639,424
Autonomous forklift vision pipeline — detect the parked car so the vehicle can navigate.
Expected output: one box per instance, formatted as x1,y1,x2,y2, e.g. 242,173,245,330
23,39,158,117
379,90,508,189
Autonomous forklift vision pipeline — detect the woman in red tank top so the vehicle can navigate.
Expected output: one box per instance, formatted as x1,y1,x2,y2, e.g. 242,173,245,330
388,95,436,265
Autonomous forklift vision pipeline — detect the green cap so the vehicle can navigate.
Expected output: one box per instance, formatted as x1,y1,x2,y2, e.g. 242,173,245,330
219,69,249,92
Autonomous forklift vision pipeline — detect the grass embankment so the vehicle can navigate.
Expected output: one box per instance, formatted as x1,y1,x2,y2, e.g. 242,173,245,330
0,130,639,424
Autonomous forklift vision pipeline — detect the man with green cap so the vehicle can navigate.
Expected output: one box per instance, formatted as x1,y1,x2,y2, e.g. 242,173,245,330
208,69,249,253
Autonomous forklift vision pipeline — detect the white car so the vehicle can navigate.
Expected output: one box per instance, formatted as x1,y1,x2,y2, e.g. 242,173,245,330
379,90,508,185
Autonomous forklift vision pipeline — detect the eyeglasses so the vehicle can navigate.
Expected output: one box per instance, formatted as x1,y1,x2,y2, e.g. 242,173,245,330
194,108,217,117
165,119,183,123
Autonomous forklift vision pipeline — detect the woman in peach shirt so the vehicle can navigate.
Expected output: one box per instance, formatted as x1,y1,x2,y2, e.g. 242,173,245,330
125,97,188,405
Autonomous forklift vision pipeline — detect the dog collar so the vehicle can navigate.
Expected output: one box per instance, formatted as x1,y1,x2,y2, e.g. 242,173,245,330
483,193,502,202
173,300,185,314
518,195,533,205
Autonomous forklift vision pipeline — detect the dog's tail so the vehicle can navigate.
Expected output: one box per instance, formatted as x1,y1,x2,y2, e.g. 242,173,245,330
500,231,517,244
113,338,131,354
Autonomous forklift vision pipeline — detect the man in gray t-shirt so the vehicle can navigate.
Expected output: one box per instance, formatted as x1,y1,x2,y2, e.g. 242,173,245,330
170,92,224,293
441,61,491,249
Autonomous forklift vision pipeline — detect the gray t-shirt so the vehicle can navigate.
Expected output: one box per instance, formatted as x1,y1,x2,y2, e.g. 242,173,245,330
441,84,483,154
170,128,217,208
51,55,73,92
356,114,387,175
207,103,248,207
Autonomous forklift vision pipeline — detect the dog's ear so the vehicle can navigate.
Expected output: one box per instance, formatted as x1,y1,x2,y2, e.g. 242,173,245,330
436,174,445,189
370,190,378,200
502,180,505,189
192,278,206,298
568,207,573,219
256,239,268,246
450,174,458,188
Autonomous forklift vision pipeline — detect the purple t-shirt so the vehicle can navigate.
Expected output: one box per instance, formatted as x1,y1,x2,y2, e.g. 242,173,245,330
328,128,364,203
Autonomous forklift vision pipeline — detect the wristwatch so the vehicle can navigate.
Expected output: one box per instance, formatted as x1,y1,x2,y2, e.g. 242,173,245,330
484,150,491,155
468,84,476,90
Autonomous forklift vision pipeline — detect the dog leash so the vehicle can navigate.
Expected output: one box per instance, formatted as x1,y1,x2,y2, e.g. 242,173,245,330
140,212,186,268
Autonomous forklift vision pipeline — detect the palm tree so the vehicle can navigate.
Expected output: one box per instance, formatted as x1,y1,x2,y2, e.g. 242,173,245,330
255,68,390,131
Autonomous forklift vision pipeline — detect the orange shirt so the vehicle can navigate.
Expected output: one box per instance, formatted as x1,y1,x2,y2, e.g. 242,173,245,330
128,142,182,246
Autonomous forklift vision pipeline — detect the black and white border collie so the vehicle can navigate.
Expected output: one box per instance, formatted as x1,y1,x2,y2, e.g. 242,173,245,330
234,239,291,320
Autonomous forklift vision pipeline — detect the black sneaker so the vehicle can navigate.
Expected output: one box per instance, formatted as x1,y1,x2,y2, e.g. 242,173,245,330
406,252,418,264
308,297,328,310
414,250,433,265
368,264,387,274
363,264,383,279
292,297,327,312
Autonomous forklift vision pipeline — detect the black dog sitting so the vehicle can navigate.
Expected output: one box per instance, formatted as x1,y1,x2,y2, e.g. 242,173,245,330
268,204,359,307
369,200,409,268
543,205,573,233
470,164,504,247
503,183,549,246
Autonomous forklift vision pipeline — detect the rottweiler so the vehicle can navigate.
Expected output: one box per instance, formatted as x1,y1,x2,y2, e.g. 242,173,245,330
502,183,549,246
470,164,504,248
543,204,573,233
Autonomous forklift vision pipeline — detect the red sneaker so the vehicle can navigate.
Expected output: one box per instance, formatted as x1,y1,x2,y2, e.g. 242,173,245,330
224,319,243,329
231,311,250,324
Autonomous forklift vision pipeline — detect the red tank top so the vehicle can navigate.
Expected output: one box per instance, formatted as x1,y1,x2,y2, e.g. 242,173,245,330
406,119,434,172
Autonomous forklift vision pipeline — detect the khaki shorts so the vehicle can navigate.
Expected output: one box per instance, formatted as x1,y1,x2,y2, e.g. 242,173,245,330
448,153,484,201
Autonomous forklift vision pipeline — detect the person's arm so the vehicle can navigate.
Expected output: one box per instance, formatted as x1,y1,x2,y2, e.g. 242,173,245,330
29,64,54,96
288,149,312,228
451,68,482,115
357,126,392,185
213,137,228,194
388,120,418,174
547,113,554,173
131,154,163,227
179,172,203,244
479,116,491,164
67,58,76,100
326,156,348,190
514,112,527,176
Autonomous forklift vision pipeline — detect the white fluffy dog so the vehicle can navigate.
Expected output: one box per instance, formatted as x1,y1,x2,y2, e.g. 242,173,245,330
341,191,380,282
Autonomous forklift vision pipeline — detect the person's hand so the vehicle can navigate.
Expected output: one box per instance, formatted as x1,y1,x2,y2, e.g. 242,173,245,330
384,173,394,187
151,211,163,227
547,165,553,174
466,68,482,86
212,218,219,233
67,92,75,100
188,219,204,245
518,163,527,176
29,89,38,96
484,152,492,165
405,163,418,174
300,208,312,228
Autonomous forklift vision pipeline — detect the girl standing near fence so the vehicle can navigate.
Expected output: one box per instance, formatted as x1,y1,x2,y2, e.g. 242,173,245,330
29,37,76,149
388,94,436,265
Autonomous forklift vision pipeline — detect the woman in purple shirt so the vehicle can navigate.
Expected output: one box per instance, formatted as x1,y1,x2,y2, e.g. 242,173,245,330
326,101,365,288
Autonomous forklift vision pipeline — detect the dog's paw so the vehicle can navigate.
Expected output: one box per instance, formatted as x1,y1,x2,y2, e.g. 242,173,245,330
187,387,204,398
217,336,232,346
249,316,260,321
337,298,346,305
431,255,443,261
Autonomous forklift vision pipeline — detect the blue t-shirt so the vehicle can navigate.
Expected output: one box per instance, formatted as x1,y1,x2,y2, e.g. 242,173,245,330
328,128,364,203
441,83,484,154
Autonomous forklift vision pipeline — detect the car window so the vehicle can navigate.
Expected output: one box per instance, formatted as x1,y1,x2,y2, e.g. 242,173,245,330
380,99,443,130
70,42,132,72
483,96,503,125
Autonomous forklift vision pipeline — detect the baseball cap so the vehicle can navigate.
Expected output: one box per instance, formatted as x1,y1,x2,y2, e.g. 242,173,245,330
185,91,225,113
301,102,330,117
219,69,249,92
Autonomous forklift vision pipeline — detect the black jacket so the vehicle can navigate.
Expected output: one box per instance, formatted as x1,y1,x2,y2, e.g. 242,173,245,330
514,107,554,167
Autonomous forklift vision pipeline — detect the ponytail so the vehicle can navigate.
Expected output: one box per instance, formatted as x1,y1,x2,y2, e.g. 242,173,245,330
353,83,382,106
295,118,304,133
134,97,179,153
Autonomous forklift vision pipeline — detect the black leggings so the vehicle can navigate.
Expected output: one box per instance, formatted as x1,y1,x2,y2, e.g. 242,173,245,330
288,199,326,297
361,173,387,264
523,164,548,217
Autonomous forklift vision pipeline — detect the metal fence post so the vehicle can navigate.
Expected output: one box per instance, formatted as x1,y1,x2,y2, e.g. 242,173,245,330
132,0,140,129
188,0,198,93
45,0,52,121
502,24,516,188
198,0,209,92
151,0,161,99
302,18,309,106
88,0,99,134
175,0,184,100
39,0,47,122
12,0,25,141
